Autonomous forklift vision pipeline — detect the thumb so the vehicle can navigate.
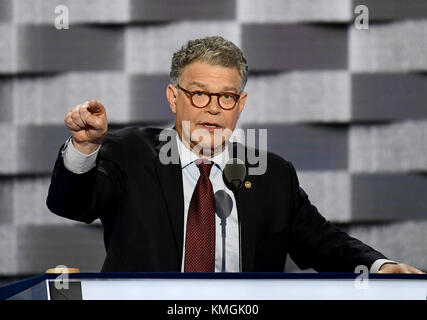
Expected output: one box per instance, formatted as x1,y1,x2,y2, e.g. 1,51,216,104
87,100,105,115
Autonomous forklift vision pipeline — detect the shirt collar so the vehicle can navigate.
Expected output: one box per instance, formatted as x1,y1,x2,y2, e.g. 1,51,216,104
175,131,230,171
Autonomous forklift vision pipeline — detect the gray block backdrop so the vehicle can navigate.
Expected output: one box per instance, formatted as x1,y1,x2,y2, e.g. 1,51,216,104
0,0,426,277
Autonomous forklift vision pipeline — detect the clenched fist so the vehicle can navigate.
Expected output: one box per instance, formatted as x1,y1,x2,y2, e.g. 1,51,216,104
64,100,108,155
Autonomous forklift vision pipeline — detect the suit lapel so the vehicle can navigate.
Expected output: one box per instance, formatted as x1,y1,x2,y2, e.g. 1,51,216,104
231,143,258,272
238,178,257,272
153,129,185,266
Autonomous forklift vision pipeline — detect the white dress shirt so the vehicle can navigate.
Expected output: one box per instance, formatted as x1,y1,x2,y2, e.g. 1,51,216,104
62,134,396,273
175,135,240,272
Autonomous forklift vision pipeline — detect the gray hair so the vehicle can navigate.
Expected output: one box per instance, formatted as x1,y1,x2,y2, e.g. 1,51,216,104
170,36,248,92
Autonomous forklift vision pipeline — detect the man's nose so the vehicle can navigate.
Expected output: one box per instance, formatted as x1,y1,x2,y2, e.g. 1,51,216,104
205,96,221,114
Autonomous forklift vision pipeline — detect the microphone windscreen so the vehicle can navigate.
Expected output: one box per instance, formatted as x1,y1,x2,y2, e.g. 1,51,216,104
215,190,233,220
223,158,246,191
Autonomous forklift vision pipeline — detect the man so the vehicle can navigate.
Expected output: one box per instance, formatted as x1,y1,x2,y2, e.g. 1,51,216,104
47,36,423,274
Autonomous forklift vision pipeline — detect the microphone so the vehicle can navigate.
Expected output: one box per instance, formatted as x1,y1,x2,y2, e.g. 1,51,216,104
215,190,233,221
222,158,247,272
215,190,233,272
223,158,247,192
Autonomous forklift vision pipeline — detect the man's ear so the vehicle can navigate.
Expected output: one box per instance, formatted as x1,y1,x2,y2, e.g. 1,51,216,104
238,91,247,116
166,84,178,114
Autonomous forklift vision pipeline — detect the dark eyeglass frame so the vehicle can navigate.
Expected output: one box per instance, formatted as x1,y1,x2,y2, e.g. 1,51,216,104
177,84,241,110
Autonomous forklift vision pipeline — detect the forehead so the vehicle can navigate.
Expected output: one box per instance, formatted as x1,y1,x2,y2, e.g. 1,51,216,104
180,61,241,91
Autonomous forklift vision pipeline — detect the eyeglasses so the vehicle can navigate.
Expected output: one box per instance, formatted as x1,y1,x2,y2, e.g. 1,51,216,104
177,84,240,110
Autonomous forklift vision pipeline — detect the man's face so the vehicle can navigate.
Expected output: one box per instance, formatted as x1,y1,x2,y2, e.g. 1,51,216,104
166,61,247,156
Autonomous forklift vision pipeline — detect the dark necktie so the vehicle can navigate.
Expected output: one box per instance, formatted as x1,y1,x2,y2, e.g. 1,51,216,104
184,161,216,272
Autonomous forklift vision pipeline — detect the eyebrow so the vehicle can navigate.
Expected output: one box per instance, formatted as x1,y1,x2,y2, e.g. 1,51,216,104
187,81,239,93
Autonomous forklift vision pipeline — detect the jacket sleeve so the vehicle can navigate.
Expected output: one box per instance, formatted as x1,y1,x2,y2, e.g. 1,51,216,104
286,161,387,272
46,134,124,224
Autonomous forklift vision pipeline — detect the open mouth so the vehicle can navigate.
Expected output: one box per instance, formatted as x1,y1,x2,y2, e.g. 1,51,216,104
199,122,222,129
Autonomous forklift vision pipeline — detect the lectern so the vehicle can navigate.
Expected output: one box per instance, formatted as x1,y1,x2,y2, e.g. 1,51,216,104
1,273,426,300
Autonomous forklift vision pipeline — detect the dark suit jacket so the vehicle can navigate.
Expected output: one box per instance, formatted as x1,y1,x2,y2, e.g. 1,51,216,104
47,127,386,272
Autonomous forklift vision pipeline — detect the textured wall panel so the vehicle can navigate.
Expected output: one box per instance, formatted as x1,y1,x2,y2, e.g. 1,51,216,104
131,0,235,21
0,178,14,224
125,22,240,74
2,177,67,225
352,174,427,221
240,71,351,124
12,72,129,125
129,74,174,122
350,20,427,72
17,25,124,72
0,125,68,174
298,171,351,222
15,225,105,274
17,125,69,174
349,221,427,271
0,78,13,122
0,0,12,21
10,177,75,226
238,0,352,23
243,124,348,170
13,0,129,24
0,226,17,274
242,24,348,71
0,124,17,173
349,121,427,173
352,74,427,121
353,0,427,20
0,24,17,73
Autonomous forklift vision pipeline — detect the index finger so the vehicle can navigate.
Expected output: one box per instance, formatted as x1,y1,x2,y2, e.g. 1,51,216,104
87,100,105,115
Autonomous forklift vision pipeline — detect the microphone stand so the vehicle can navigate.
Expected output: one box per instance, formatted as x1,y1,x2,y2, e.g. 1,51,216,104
232,181,243,273
221,218,226,272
